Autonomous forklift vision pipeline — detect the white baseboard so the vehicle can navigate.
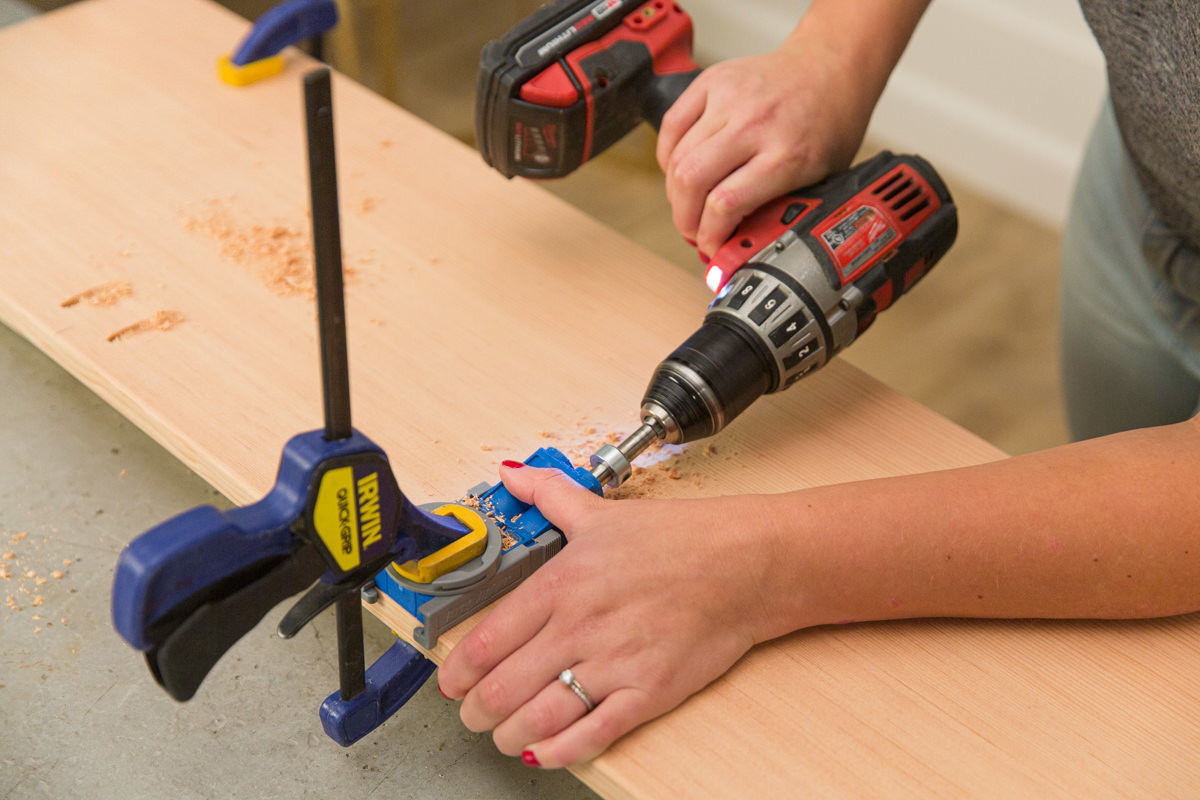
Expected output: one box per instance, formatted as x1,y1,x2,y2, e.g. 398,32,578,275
685,0,1107,229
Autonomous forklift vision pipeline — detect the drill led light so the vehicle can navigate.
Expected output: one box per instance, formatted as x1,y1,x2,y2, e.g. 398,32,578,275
704,264,724,292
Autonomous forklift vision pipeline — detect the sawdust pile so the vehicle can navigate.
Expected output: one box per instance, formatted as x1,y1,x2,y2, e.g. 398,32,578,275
60,280,133,308
106,310,186,342
182,197,358,300
516,419,734,501
2,528,75,635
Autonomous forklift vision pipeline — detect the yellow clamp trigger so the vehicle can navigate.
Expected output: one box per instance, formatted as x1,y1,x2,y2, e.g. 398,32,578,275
392,504,487,584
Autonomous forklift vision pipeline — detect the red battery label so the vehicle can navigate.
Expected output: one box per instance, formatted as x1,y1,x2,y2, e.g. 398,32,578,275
513,121,558,167
818,205,896,282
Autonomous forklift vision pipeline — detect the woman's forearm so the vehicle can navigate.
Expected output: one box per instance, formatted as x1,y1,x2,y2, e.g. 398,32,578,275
758,417,1200,639
787,0,932,113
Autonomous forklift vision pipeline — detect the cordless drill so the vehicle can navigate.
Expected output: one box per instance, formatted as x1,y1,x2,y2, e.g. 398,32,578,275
477,0,957,486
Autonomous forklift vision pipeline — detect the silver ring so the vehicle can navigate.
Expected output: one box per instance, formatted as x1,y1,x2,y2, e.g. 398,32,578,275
558,668,594,712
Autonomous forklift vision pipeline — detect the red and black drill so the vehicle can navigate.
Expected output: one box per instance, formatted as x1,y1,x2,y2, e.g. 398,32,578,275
477,0,957,486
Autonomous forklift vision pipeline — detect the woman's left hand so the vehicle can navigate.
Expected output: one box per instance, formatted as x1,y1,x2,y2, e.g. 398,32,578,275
436,462,786,768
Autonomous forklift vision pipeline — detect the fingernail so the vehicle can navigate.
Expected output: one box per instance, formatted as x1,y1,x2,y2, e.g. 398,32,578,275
501,460,525,469
521,750,541,768
437,683,451,700
704,264,724,292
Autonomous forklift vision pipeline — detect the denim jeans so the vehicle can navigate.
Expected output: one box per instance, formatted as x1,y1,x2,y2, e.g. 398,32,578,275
1059,99,1200,441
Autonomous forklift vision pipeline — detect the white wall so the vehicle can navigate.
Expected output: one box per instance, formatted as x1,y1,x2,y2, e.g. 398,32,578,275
684,0,1107,229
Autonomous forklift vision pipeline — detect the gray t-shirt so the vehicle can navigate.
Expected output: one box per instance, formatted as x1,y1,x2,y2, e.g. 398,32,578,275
1080,1,1200,248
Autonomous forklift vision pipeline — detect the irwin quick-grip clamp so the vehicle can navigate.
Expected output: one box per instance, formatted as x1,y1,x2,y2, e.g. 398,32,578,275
111,68,480,746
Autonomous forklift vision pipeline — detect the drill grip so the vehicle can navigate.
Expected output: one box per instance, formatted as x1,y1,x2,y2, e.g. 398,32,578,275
642,68,701,130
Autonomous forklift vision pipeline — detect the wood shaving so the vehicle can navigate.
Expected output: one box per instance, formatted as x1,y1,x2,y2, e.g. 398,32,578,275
10,532,27,543
182,198,357,299
60,280,133,308
106,310,185,342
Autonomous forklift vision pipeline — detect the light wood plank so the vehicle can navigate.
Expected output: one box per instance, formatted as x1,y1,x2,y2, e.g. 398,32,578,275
1,2,1197,798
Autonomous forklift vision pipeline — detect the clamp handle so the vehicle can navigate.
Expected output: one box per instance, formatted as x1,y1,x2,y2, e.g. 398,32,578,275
232,0,339,66
112,500,319,701
112,497,303,654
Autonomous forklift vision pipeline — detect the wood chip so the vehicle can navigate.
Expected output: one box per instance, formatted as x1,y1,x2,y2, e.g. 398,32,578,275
60,280,133,308
106,310,185,342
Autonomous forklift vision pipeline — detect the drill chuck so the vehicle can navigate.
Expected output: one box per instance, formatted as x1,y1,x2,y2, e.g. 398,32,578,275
589,317,773,487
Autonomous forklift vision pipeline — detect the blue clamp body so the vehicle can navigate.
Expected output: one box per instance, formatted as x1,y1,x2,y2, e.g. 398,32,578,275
113,429,381,654
319,637,437,746
111,426,467,723
232,0,339,66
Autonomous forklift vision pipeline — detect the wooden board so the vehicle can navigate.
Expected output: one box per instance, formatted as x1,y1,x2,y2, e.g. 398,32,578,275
1,1,1197,797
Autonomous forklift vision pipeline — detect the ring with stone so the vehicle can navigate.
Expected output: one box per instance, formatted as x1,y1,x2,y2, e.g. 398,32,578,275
558,668,594,712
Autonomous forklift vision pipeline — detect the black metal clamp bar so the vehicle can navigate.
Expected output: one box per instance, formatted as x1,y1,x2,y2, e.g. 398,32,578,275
303,67,365,702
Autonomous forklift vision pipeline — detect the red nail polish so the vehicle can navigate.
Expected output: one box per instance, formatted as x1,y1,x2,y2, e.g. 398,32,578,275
501,460,525,469
437,684,451,700
522,750,541,767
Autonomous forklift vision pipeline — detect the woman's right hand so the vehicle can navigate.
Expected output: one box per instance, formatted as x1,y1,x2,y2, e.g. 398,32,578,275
655,0,931,260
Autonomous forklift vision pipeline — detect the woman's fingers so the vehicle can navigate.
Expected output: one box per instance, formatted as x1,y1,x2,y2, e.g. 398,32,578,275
694,150,820,259
521,688,655,769
437,579,552,700
496,463,604,539
490,663,607,756
656,78,709,173
665,122,754,248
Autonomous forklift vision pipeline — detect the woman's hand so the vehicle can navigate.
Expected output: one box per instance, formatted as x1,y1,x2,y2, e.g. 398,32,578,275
437,463,786,768
656,0,931,259
656,44,870,259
